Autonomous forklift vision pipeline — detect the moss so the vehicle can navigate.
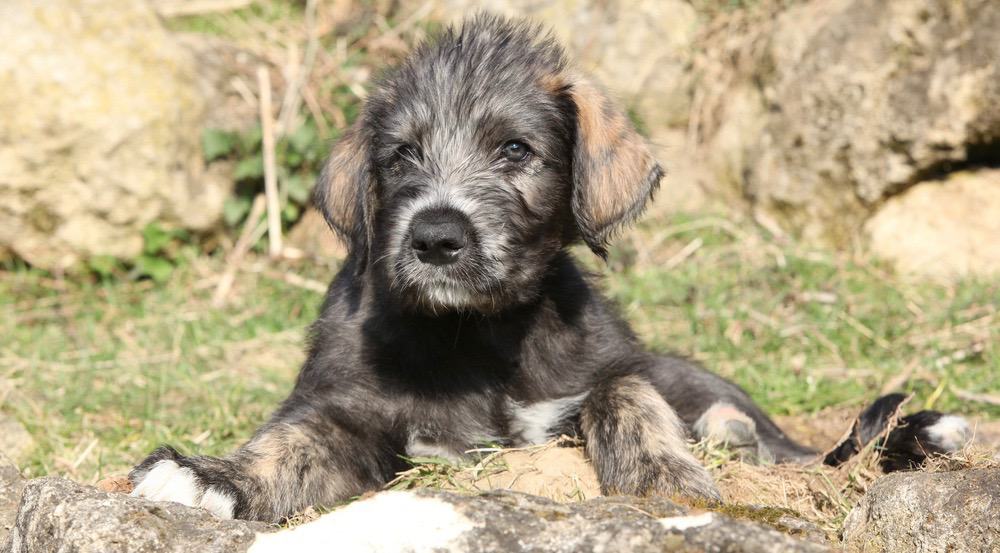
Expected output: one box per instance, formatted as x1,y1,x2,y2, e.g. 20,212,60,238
679,497,805,534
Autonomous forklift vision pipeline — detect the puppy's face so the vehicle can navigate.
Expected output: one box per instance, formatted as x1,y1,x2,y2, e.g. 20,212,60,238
315,16,662,314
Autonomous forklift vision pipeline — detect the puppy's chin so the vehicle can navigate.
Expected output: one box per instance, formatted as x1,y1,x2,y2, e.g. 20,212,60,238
422,281,477,309
395,277,507,315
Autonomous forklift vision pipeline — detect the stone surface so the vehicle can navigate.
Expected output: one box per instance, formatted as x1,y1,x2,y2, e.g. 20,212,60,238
0,457,25,546
842,468,1000,552
0,0,230,270
2,477,267,553
865,169,1000,278
254,489,829,553
1,476,828,552
700,0,1000,246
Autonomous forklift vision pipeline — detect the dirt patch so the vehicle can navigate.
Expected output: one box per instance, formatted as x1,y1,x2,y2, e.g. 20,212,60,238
775,408,858,450
454,443,601,502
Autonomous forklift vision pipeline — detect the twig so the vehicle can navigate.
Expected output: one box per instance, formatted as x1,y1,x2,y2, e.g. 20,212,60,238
257,66,283,259
277,0,320,135
663,237,704,271
212,195,267,307
836,311,891,349
951,386,1000,407
255,269,328,294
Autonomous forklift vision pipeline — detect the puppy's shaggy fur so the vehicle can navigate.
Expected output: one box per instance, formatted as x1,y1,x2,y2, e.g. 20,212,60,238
131,15,969,521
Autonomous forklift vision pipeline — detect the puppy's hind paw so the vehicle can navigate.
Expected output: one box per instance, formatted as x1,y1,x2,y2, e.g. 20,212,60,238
129,446,239,519
879,411,972,472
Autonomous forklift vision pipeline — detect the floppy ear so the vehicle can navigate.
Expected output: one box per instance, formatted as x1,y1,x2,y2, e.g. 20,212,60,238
566,77,663,258
312,119,377,268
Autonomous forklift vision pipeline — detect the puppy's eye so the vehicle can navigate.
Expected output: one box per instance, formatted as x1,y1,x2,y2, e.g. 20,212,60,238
397,144,420,161
501,140,530,162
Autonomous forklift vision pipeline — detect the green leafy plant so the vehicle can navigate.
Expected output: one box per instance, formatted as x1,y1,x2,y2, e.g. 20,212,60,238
203,120,330,231
132,223,191,283
80,224,191,283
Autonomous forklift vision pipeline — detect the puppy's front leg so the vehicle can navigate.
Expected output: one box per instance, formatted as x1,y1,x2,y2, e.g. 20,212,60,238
581,374,720,502
130,411,395,522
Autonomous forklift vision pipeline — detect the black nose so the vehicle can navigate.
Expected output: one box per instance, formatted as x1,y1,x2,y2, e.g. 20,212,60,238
409,210,470,266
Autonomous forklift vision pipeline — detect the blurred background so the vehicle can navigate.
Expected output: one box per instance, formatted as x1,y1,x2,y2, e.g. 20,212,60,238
1,0,997,492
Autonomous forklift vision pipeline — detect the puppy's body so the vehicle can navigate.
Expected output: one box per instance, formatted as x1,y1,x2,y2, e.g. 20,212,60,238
131,16,969,522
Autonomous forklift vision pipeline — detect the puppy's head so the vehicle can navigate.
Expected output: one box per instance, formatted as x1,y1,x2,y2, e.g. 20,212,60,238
315,14,661,313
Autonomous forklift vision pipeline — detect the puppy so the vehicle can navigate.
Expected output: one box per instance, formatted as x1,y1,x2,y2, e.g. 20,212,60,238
130,15,970,521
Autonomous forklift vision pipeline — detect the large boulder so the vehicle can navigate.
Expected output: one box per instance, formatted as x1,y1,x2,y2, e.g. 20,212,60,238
0,457,24,545
252,489,829,553
2,477,266,553
865,169,1000,278
842,468,1000,552
0,0,229,270
2,476,828,553
699,0,1000,246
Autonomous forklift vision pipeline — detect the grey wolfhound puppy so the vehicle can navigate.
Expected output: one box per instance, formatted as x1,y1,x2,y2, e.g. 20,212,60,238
130,15,970,521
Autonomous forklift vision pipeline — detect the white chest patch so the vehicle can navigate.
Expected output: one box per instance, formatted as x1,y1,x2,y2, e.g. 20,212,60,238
405,436,464,462
507,392,589,445
248,492,474,553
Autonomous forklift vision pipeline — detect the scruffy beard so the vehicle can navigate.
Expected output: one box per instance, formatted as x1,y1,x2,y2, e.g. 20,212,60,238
386,256,509,314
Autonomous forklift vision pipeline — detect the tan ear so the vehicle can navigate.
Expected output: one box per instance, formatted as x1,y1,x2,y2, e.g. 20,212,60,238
567,77,662,257
313,120,376,263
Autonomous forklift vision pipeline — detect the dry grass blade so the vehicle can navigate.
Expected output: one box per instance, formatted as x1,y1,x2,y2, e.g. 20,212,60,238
952,386,1000,407
257,66,283,259
212,194,267,307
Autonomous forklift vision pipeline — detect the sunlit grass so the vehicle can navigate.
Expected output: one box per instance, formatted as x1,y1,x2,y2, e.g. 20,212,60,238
2,212,997,485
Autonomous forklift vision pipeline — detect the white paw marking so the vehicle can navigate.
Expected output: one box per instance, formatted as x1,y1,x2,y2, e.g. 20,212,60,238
198,487,236,519
131,460,200,506
508,392,588,445
926,415,971,452
659,512,715,531
248,492,473,553
131,459,235,519
693,402,756,443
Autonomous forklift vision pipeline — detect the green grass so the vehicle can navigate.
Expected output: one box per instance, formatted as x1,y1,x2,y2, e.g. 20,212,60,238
2,213,997,484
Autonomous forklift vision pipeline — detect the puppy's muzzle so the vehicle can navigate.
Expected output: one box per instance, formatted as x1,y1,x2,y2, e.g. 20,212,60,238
409,208,471,266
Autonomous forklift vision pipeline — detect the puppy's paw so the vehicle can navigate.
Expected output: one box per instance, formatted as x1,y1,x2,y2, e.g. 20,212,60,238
655,456,722,503
129,446,239,519
603,454,722,503
693,402,774,465
879,411,972,472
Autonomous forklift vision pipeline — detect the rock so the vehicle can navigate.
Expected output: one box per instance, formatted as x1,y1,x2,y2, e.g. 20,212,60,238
0,0,230,271
842,468,1000,552
2,477,267,553
865,169,1000,278
0,418,33,466
251,490,828,553
0,457,25,545
699,0,1000,246
2,476,827,552
433,0,701,130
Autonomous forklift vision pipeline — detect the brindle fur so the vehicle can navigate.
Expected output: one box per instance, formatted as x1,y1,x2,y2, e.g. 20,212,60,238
131,15,963,522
